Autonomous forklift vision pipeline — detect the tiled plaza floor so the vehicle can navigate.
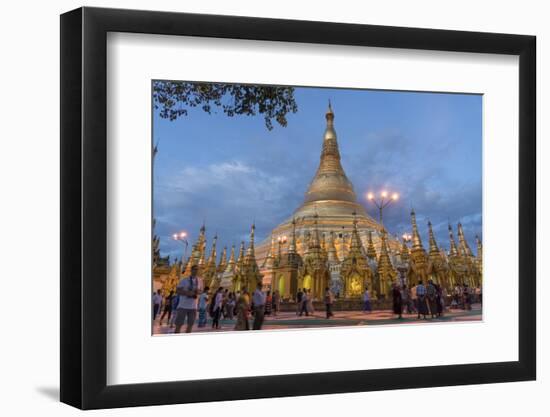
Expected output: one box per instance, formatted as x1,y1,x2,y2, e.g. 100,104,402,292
153,304,482,335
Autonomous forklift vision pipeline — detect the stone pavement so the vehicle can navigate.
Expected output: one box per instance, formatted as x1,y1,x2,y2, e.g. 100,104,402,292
153,304,482,335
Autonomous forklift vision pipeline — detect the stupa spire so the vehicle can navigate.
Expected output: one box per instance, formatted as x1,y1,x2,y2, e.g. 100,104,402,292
224,245,236,274
457,222,473,257
349,212,364,253
366,230,377,260
302,104,357,204
244,223,257,264
427,221,439,255
410,209,424,250
217,245,227,273
236,241,245,270
206,234,218,268
448,224,459,257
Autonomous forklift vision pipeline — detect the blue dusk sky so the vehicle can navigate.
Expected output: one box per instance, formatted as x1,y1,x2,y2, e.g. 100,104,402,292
153,85,482,262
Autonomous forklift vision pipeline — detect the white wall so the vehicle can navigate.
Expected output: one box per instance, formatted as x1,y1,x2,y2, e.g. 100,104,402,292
0,0,546,415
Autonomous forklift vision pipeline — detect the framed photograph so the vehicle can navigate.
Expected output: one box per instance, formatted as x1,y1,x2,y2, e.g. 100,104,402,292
60,6,536,410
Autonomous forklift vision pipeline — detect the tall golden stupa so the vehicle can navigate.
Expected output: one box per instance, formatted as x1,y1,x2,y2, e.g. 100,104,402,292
254,103,401,297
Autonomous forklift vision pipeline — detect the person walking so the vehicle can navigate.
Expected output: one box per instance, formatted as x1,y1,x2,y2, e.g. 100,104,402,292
363,286,372,313
463,283,472,310
234,290,250,330
435,284,444,317
299,289,309,316
426,280,438,318
197,286,209,328
296,288,303,315
306,289,315,314
402,285,415,314
324,287,334,319
416,280,428,319
265,291,273,316
159,290,175,325
225,292,236,320
211,287,224,329
252,283,266,330
168,293,180,328
152,290,162,321
272,290,280,316
392,283,403,319
174,265,203,333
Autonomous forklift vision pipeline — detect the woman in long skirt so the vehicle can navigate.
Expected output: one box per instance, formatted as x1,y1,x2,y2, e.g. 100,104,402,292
392,283,403,319
234,290,250,330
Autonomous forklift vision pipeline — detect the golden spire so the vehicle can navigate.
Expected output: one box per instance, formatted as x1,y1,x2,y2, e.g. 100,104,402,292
366,230,377,260
400,239,410,263
206,234,218,269
197,224,207,266
235,241,245,270
377,229,395,273
427,221,439,255
410,209,424,250
303,103,357,204
223,245,236,274
262,235,276,269
457,222,474,257
476,235,483,259
448,224,459,257
217,245,227,274
244,223,258,266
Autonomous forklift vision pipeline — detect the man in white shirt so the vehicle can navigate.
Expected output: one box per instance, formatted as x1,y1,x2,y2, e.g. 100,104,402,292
174,265,203,333
252,283,266,330
152,290,162,320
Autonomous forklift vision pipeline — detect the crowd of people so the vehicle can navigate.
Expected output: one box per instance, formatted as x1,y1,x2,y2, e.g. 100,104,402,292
390,280,482,320
152,265,482,334
152,265,284,333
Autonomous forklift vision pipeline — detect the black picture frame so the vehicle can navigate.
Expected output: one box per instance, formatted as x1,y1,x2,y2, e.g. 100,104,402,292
60,6,536,410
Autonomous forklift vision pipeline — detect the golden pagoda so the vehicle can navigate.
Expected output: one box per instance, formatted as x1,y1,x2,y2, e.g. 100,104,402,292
299,213,330,299
241,224,263,293
426,221,449,290
340,213,373,298
446,223,466,289
204,234,218,288
183,223,207,276
377,229,397,297
217,246,228,275
256,103,399,299
407,209,429,286
271,218,304,299
220,244,237,289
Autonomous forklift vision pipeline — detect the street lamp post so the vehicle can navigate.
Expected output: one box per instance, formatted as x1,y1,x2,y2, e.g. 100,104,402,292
172,231,189,264
366,191,399,225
